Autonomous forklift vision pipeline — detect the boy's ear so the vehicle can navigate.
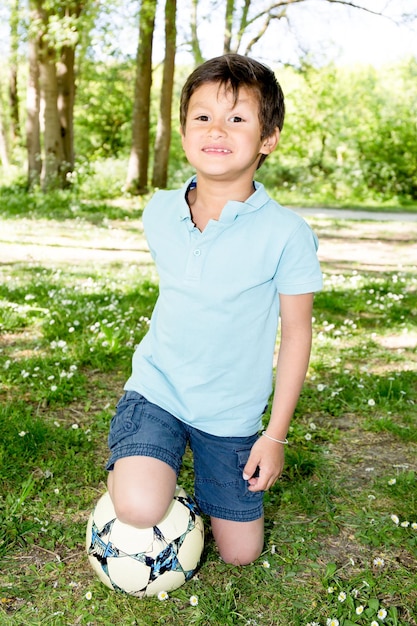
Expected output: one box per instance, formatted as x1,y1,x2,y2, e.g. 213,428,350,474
260,128,280,155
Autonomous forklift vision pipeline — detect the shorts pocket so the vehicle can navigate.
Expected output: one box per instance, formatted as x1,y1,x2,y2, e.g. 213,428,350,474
236,447,263,500
108,393,143,450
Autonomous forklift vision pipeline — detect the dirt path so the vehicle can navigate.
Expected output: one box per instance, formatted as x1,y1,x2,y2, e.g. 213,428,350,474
1,211,417,270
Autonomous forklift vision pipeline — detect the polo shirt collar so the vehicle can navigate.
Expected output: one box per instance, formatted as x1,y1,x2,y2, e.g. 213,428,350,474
178,176,269,225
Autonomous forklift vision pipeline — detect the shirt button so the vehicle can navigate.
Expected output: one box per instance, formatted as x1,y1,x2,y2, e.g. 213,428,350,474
193,249,201,256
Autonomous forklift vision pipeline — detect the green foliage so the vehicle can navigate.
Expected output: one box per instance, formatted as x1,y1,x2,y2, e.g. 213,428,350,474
74,61,134,159
261,59,417,204
2,53,417,205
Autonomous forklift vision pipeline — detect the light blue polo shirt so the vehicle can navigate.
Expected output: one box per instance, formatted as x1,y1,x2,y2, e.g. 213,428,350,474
125,177,323,437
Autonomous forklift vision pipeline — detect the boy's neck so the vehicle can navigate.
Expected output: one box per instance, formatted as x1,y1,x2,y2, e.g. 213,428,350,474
187,177,255,231
188,176,255,216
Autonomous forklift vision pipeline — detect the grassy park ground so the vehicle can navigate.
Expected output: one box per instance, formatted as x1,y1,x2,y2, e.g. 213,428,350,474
0,195,416,626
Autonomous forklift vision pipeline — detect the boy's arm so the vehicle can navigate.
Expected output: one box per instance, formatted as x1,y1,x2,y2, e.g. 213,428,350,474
243,292,314,492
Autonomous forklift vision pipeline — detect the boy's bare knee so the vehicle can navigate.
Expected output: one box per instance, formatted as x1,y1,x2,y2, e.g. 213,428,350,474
218,543,263,566
107,457,177,529
113,495,167,529
211,516,264,566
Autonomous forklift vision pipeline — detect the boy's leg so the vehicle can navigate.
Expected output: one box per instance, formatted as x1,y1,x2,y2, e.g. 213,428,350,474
210,516,264,565
108,456,177,528
106,391,187,528
190,427,265,565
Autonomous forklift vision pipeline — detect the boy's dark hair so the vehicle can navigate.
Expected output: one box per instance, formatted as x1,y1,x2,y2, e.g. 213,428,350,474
180,54,285,167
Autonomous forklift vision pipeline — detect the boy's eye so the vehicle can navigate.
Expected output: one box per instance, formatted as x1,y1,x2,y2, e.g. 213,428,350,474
230,116,244,123
196,115,210,121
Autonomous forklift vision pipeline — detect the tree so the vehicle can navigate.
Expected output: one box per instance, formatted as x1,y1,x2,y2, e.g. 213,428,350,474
9,0,20,144
34,0,66,190
126,0,158,194
152,0,177,189
26,23,41,187
27,0,92,190
0,101,10,171
190,0,204,65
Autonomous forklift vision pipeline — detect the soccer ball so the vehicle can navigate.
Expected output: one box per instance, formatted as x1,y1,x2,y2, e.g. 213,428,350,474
86,486,204,597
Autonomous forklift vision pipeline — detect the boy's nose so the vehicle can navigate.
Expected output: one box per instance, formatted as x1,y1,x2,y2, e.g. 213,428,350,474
207,120,226,138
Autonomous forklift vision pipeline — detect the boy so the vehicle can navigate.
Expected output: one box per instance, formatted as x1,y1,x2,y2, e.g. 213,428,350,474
106,54,322,565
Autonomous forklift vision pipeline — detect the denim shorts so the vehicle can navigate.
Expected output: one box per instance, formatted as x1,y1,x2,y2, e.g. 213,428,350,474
107,390,264,522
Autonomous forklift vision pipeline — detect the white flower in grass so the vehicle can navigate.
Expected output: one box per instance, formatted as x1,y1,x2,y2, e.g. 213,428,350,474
309,422,317,430
388,478,396,485
400,521,410,528
19,431,26,437
71,423,79,429
377,608,387,620
327,586,335,594
371,621,379,626
157,591,169,601
373,557,385,568
189,595,198,606
262,560,271,568
271,544,276,554
355,605,364,615
338,591,346,602
305,433,312,441
51,385,57,392
368,398,375,406
411,522,417,530
317,384,326,392
391,514,399,525
326,619,339,626
351,588,359,598
85,591,92,600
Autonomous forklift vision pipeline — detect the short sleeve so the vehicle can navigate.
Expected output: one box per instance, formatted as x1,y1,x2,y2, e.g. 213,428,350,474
274,220,323,294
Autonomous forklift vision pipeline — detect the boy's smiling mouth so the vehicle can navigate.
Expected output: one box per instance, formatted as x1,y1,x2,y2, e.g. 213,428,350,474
202,146,232,154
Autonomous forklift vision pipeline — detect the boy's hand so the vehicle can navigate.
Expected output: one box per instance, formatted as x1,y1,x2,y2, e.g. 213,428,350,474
242,436,285,492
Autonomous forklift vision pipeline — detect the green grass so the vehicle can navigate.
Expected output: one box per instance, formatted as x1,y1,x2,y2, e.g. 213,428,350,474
0,196,416,625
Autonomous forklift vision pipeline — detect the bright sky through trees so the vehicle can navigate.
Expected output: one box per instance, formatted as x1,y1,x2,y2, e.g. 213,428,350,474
0,0,416,66
170,0,417,67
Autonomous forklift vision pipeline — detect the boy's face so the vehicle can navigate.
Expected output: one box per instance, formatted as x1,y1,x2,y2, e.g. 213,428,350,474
181,82,279,183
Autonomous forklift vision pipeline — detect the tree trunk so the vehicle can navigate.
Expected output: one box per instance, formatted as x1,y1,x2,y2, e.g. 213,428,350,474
57,45,76,183
0,105,10,170
126,0,157,194
152,0,177,189
26,35,42,188
190,0,204,65
9,0,20,142
38,40,65,191
224,0,234,54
